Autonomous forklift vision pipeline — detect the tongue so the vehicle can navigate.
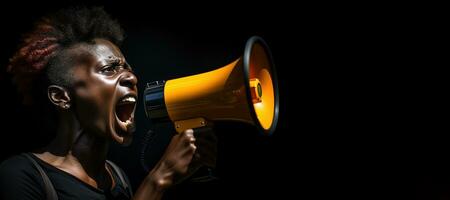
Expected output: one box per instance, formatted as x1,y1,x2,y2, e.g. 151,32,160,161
116,103,134,122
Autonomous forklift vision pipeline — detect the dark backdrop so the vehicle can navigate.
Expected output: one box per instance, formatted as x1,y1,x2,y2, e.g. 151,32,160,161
0,1,439,200
0,1,296,199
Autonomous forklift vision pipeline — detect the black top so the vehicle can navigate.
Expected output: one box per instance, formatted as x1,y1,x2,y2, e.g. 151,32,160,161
0,154,132,200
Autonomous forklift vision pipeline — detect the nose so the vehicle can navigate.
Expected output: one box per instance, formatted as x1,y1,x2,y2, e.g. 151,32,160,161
119,71,138,89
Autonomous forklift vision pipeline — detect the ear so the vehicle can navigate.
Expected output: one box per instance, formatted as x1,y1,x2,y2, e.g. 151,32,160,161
48,85,72,109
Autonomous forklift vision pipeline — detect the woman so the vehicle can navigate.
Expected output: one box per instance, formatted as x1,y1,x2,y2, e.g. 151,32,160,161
0,7,204,200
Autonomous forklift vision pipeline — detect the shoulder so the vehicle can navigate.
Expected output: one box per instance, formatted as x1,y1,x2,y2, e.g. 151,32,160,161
0,154,45,199
0,153,36,177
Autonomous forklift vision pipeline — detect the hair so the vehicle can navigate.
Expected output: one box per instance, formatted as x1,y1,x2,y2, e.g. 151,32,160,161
8,6,124,105
6,7,125,149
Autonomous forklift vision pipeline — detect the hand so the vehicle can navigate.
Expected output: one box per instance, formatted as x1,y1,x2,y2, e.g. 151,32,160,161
185,126,218,179
147,129,197,190
134,128,218,200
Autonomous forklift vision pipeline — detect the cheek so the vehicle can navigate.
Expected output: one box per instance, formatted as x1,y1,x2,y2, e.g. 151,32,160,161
75,90,105,126
77,85,108,109
74,79,117,128
76,75,117,104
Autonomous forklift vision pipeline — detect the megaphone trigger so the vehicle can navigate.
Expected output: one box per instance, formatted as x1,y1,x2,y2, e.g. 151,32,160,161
174,117,208,134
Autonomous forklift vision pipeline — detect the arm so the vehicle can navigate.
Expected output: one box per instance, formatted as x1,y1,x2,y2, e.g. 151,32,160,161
133,129,197,200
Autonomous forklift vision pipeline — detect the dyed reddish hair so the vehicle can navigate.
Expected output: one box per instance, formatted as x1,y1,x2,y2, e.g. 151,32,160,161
8,7,124,105
8,18,59,104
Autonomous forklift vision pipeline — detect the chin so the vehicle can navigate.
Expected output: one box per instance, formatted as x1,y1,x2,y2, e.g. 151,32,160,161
121,135,133,146
108,126,134,145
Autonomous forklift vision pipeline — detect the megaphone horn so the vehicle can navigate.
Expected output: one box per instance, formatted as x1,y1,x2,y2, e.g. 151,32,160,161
143,36,279,135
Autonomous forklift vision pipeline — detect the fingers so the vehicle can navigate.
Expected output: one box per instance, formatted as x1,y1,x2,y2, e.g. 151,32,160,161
172,128,218,175
175,129,196,170
182,129,197,151
187,128,218,168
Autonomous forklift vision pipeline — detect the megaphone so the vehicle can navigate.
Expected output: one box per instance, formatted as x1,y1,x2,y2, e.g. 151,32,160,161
143,36,279,135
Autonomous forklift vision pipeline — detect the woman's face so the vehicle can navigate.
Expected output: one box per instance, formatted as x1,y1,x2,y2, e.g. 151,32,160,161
68,39,137,145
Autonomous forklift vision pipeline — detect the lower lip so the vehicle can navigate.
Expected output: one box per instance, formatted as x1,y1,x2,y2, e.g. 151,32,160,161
115,113,135,136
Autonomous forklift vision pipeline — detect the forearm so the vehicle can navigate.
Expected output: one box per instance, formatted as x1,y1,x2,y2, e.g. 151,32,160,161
133,171,166,200
133,160,177,200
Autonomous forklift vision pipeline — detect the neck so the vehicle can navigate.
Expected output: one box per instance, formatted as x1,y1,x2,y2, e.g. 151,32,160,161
71,131,110,178
36,111,111,188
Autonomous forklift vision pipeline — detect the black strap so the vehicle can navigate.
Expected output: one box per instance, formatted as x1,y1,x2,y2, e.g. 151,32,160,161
106,160,133,198
23,153,58,200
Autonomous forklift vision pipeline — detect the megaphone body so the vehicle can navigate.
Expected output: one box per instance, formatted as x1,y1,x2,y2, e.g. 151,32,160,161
143,36,279,135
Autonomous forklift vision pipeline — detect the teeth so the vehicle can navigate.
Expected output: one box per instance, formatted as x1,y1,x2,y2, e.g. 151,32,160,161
121,96,136,103
119,118,133,126
125,119,136,133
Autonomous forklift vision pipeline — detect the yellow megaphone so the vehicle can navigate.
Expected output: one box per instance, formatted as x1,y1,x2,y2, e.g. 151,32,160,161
143,36,279,135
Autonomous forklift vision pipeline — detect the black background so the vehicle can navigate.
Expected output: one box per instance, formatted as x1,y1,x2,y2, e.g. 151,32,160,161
0,1,442,199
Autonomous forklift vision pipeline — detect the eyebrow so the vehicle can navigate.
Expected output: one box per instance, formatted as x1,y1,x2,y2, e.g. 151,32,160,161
105,57,123,65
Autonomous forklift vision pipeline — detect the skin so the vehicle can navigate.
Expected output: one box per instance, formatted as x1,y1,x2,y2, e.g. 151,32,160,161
34,38,204,199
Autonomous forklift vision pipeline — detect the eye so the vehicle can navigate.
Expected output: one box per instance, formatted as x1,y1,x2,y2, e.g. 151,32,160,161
100,65,124,75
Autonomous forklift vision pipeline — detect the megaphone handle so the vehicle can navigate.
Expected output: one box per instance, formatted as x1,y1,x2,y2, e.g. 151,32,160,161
173,119,219,182
189,125,219,183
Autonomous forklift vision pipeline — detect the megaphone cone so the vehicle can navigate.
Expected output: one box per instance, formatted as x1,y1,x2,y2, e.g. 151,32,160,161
144,36,279,135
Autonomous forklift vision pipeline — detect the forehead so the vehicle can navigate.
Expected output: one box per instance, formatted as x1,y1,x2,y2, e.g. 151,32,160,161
60,39,125,82
88,39,123,59
65,39,124,63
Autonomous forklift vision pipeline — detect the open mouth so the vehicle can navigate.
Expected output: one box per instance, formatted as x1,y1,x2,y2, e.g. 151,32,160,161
115,94,137,134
